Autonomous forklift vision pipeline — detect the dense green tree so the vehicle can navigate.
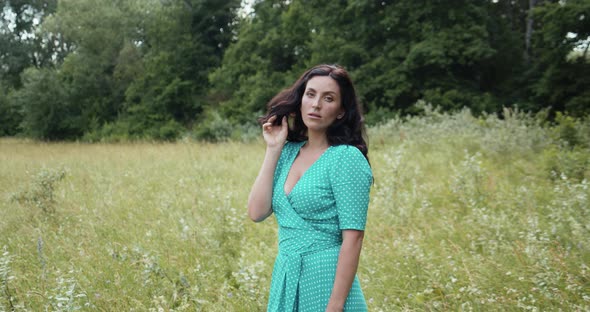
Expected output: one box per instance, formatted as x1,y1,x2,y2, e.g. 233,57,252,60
0,0,59,87
0,83,20,136
480,0,529,104
1,0,61,136
529,0,590,116
213,0,506,124
209,0,296,124
212,0,589,125
13,67,75,140
1,0,588,140
209,0,366,124
45,0,150,129
120,0,241,139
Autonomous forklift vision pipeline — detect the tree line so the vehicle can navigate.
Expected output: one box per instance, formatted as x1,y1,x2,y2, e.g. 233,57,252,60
0,0,588,141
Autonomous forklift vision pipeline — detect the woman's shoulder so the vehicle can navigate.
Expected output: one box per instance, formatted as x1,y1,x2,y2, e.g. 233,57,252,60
328,144,372,182
329,144,370,167
330,144,365,159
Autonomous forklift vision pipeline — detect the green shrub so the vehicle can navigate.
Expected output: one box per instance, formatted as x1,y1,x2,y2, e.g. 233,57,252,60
157,119,184,141
540,113,590,181
82,118,184,142
11,168,66,213
81,120,131,143
542,146,590,181
193,110,233,142
552,112,581,148
229,122,260,143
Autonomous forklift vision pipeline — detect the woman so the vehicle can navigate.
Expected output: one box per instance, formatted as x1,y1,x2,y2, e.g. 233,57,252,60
247,64,372,312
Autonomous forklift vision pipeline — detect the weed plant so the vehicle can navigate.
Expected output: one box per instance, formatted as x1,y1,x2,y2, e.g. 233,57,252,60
0,109,588,311
10,168,66,214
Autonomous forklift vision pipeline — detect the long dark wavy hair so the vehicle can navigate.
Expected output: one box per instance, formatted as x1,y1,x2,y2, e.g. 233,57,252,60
259,64,369,160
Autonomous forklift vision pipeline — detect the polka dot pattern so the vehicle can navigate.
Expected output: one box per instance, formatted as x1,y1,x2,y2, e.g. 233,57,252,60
267,141,372,311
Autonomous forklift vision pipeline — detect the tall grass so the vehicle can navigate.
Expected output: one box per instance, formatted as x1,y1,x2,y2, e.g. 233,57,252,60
0,108,588,311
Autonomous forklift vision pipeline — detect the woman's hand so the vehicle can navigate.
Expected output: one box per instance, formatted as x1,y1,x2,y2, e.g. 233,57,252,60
248,115,287,222
262,115,288,149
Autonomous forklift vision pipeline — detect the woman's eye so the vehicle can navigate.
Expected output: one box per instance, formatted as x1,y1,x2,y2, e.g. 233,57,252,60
306,91,314,97
324,96,333,102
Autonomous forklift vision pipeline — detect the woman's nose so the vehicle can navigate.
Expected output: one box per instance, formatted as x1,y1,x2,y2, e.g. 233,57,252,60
311,98,320,109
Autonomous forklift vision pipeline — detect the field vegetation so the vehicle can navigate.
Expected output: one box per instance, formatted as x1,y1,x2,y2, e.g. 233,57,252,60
1,108,589,311
2,0,589,141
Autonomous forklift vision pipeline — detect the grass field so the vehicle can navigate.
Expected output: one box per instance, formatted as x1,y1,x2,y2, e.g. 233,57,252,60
1,108,589,311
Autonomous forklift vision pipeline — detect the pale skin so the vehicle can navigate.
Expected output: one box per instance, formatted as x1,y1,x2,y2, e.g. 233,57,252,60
247,76,365,312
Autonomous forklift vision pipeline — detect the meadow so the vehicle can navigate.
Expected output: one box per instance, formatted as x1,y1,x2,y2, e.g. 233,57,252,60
1,107,589,311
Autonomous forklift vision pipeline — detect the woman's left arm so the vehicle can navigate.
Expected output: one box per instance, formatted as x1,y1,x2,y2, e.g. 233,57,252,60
326,229,365,312
327,146,372,311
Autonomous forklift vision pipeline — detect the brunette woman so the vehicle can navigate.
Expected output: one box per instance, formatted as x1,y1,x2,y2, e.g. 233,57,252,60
248,64,372,312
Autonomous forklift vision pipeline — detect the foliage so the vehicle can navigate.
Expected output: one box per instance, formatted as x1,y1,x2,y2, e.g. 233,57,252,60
82,118,185,142
0,247,21,311
45,270,90,311
192,110,234,142
0,0,589,140
42,0,155,136
1,112,589,310
13,68,77,140
1,0,240,141
208,0,297,124
10,167,66,213
542,146,590,182
191,109,260,143
551,112,586,148
529,0,590,116
0,83,20,136
0,0,59,88
122,0,240,134
540,113,590,181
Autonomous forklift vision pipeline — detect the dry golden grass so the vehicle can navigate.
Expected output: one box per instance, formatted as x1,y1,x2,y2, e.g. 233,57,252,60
1,110,589,311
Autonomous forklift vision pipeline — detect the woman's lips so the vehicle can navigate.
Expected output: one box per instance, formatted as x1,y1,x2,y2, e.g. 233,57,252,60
308,113,321,119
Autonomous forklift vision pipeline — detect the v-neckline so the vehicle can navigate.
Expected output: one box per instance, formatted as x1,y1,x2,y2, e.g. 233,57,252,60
283,141,331,198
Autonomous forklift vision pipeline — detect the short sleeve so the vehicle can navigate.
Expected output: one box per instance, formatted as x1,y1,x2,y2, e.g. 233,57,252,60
330,145,373,230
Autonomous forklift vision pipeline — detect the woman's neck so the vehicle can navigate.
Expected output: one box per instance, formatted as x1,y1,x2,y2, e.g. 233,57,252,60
305,131,329,150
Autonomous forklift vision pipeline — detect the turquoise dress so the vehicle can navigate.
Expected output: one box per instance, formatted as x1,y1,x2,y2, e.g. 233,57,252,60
267,141,373,311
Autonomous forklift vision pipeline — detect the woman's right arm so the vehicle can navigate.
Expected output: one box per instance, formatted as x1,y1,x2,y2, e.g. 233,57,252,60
247,116,288,222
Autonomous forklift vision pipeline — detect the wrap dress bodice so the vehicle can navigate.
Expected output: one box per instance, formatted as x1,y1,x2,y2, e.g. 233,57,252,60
267,141,372,312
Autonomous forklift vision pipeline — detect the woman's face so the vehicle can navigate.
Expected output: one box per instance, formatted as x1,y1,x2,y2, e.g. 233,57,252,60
300,76,344,134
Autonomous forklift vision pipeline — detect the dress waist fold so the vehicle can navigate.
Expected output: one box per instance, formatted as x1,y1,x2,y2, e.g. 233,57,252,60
267,226,341,311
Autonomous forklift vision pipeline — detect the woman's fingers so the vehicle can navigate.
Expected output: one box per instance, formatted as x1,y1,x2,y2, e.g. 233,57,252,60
263,116,276,129
262,115,288,147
